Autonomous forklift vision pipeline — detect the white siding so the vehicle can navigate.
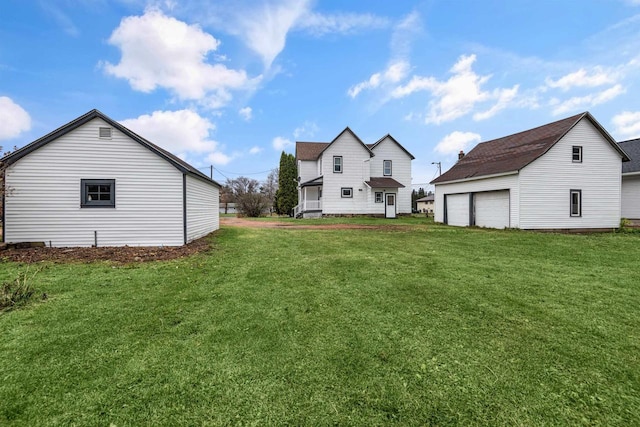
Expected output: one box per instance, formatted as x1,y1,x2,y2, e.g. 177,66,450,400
519,118,623,229
445,193,470,226
298,160,318,183
474,190,510,228
369,137,413,214
186,175,219,242
5,118,185,246
321,132,371,214
621,175,640,219
434,174,520,227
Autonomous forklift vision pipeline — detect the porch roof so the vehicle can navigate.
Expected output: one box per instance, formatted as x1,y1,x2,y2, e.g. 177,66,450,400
300,176,323,187
364,177,405,188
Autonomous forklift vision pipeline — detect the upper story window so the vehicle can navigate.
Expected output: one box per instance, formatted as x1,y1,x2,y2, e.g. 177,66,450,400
572,146,582,163
383,160,392,176
570,189,581,217
99,127,112,139
81,179,115,208
333,156,343,173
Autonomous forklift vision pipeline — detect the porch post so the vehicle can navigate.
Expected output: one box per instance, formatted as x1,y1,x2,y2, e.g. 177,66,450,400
304,187,308,211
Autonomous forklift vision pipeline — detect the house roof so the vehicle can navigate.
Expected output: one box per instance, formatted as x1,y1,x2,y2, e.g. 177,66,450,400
618,138,640,174
365,177,405,188
295,127,374,161
1,109,221,187
300,176,323,187
416,194,434,202
369,134,416,160
431,112,629,185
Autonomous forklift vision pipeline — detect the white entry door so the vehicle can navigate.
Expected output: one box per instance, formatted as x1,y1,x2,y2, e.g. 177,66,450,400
385,193,396,218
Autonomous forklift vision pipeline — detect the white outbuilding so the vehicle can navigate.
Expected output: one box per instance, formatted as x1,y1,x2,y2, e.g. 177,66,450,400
1,109,220,247
617,138,640,220
431,112,629,231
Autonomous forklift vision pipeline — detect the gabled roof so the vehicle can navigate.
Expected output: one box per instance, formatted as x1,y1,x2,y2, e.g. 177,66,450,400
618,138,640,174
365,177,405,188
369,134,415,160
295,127,374,161
416,194,434,202
1,109,221,187
431,112,629,185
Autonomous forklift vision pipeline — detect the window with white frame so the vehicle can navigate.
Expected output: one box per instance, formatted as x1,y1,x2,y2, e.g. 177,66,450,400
572,146,582,163
383,160,392,176
341,187,352,198
375,192,383,203
570,189,581,217
333,156,343,173
81,179,115,208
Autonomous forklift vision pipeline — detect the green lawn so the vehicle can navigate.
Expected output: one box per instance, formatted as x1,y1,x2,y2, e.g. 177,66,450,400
1,218,639,425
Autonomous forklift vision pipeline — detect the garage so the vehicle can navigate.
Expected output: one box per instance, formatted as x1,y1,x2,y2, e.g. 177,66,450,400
474,190,510,229
445,193,470,226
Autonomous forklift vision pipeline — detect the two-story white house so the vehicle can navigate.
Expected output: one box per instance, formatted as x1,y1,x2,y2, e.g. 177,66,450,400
294,127,414,218
431,112,629,230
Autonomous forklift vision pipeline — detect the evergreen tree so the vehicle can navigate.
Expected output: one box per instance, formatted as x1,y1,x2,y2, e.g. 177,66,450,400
276,152,298,216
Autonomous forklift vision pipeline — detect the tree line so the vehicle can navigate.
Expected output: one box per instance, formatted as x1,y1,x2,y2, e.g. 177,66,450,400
220,151,298,217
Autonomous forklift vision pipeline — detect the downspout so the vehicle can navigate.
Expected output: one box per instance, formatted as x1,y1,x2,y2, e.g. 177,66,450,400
183,174,187,245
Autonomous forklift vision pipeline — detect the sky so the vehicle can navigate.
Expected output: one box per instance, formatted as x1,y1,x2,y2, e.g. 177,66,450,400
1,0,640,189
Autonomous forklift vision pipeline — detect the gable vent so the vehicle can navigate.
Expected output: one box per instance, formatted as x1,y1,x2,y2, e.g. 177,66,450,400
99,127,112,138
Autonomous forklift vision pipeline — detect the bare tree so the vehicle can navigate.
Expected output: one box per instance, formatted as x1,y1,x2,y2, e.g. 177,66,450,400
261,168,278,215
227,177,270,217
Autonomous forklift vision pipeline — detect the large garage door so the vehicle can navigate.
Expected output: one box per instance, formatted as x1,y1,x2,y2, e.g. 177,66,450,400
446,193,470,226
474,190,510,229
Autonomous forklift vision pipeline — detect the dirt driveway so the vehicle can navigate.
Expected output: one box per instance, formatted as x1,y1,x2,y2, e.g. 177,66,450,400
221,216,408,230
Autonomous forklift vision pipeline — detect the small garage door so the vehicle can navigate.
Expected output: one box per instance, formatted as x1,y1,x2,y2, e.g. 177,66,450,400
446,193,470,226
474,190,510,229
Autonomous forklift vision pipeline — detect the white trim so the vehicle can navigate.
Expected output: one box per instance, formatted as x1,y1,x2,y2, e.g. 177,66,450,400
435,170,519,185
622,171,640,177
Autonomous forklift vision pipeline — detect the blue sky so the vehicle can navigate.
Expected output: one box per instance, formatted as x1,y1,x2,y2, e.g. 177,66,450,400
1,0,640,188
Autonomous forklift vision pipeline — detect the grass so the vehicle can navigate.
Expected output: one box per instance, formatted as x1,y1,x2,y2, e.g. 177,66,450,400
1,217,639,425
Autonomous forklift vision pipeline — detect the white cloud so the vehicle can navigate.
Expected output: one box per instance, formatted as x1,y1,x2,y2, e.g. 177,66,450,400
348,60,409,98
612,111,640,138
473,85,520,121
103,9,257,107
296,11,389,36
390,11,422,59
550,84,626,115
249,146,263,154
120,109,232,165
272,136,293,151
434,131,481,155
0,97,31,140
228,0,311,68
393,54,508,124
293,121,319,139
545,67,617,91
239,107,252,121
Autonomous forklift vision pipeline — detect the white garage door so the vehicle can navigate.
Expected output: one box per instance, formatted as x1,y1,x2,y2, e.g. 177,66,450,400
474,190,510,229
446,193,470,226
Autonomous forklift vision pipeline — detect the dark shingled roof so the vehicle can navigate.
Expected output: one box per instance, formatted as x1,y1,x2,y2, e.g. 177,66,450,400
1,109,221,187
431,112,628,185
416,194,434,202
618,138,640,173
296,142,329,161
295,127,373,161
365,177,405,188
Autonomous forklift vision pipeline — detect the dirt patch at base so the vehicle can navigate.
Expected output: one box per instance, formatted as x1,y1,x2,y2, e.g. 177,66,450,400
0,234,213,264
221,216,408,230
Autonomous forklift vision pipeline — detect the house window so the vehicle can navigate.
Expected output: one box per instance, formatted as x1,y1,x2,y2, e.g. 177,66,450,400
572,146,582,163
99,127,112,139
333,156,343,173
570,189,581,217
341,187,353,198
375,192,383,203
81,179,115,208
383,160,392,176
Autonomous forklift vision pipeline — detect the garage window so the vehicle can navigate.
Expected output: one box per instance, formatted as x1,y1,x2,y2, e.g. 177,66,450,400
81,179,115,208
570,189,581,217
